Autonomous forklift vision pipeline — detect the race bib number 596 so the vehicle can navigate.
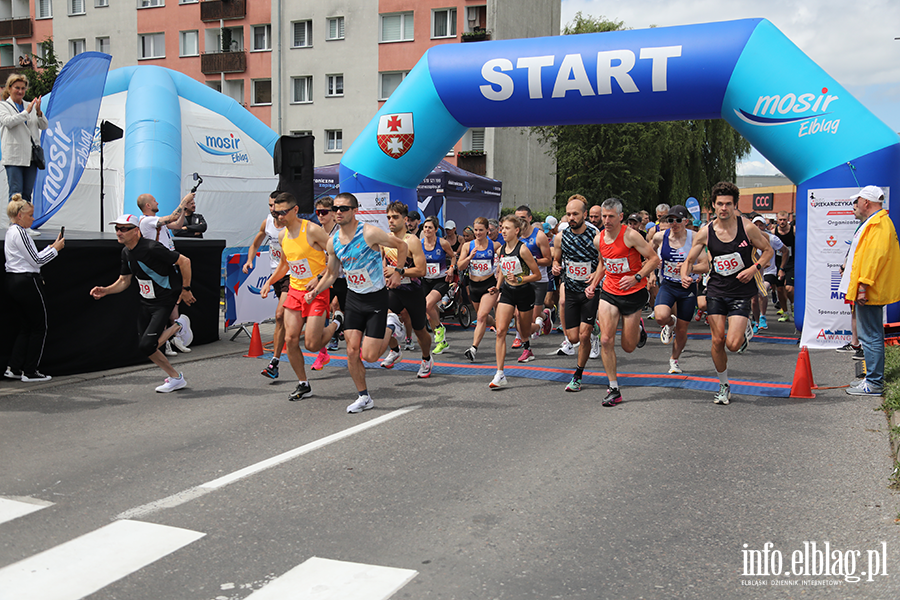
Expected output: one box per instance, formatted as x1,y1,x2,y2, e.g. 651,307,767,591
713,252,744,276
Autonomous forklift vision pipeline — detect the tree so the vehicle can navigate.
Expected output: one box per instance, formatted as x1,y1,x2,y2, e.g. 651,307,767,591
533,13,751,213
23,38,63,100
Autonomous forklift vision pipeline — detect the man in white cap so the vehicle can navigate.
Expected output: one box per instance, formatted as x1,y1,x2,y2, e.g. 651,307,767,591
839,185,900,396
90,215,196,393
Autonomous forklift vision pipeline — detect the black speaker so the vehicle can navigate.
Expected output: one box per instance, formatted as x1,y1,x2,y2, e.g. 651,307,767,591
273,135,315,214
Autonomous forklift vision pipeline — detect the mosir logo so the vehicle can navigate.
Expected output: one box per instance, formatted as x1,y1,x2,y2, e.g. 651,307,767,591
198,133,249,163
43,122,93,211
733,87,841,138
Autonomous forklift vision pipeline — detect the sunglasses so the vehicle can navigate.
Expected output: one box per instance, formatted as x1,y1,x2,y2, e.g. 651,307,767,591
271,207,296,216
666,217,685,224
333,205,355,212
316,208,333,216
115,225,136,232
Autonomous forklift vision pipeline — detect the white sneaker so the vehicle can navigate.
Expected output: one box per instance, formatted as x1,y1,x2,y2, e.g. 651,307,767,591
155,373,187,393
531,318,543,340
589,334,600,359
387,313,406,343
170,333,191,353
175,314,193,346
417,356,433,378
380,348,402,369
489,371,507,389
556,339,575,356
744,319,754,343
347,395,374,413
660,322,673,345
668,358,682,374
164,341,177,356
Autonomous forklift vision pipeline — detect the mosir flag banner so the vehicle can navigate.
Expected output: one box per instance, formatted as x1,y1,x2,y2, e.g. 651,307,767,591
800,187,890,349
33,51,112,228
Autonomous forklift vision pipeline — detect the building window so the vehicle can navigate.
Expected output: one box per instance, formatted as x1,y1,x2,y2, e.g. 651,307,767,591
96,37,110,54
470,128,485,152
179,31,199,57
292,76,312,104
37,0,52,18
380,12,413,43
206,81,222,93
327,17,344,40
139,0,164,7
179,0,198,4
326,74,343,97
69,39,86,59
216,27,243,52
69,0,85,15
432,8,456,38
465,5,487,32
96,0,109,6
292,21,312,48
252,80,272,106
252,25,271,51
325,130,342,153
139,33,165,59
379,71,408,101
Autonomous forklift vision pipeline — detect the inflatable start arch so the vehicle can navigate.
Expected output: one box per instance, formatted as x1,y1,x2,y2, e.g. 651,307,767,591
339,18,900,332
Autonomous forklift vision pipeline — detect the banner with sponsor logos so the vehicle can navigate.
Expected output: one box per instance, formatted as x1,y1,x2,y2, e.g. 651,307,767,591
800,187,891,349
224,250,278,328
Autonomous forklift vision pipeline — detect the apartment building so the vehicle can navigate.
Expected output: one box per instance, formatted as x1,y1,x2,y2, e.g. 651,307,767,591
0,0,559,210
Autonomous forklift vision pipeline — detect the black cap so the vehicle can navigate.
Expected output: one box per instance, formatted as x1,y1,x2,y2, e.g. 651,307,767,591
668,205,691,220
627,213,641,223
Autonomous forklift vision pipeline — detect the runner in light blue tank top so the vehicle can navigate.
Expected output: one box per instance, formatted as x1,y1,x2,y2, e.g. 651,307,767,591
333,222,385,294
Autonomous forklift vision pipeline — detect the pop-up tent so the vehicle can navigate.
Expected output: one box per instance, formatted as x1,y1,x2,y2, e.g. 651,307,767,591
314,160,501,227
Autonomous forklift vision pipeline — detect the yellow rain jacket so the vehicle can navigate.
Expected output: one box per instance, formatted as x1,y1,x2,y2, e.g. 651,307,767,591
846,209,900,305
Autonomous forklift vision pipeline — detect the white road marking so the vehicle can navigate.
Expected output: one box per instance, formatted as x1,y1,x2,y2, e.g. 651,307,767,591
245,557,417,600
0,496,53,526
0,519,204,600
118,405,420,520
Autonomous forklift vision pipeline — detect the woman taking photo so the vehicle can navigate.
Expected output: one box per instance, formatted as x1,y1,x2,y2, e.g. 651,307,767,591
457,217,500,362
0,74,47,202
3,195,64,381
420,216,456,355
488,215,540,389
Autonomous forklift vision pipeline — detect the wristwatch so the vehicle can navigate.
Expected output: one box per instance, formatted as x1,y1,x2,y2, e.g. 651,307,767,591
634,273,643,282
395,267,405,276
183,286,192,291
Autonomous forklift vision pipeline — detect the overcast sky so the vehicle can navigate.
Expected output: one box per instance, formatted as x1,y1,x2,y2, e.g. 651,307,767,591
560,0,900,176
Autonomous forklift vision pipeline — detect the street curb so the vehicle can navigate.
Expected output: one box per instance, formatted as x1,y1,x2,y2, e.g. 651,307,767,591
891,411,900,463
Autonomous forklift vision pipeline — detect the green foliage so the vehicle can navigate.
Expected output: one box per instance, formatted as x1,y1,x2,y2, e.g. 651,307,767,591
879,346,900,414
533,14,752,214
22,38,63,100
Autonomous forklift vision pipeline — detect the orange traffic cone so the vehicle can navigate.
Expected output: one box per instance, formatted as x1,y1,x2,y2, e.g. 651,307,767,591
801,346,818,389
790,346,816,398
244,323,264,358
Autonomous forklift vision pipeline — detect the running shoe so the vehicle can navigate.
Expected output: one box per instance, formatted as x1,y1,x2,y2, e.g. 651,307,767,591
659,322,673,345
531,326,541,341
778,311,793,323
836,343,859,353
21,371,51,382
347,394,374,413
434,325,446,344
695,309,705,322
434,340,450,355
589,335,600,359
489,371,508,389
4,368,22,380
751,321,759,336
327,336,340,351
464,346,477,361
565,377,582,392
845,379,883,396
592,319,601,337
512,337,523,349
170,321,191,352
637,318,647,349
417,356,434,379
261,360,279,379
387,313,406,343
332,310,345,333
164,340,177,356
776,308,785,317
311,349,330,371
288,381,312,401
542,308,552,335
713,383,731,405
381,349,402,368
155,373,187,393
745,319,755,342
517,348,535,363
737,337,749,354
556,339,575,356
601,387,622,406
853,348,865,361
648,310,655,320
668,358,682,374
404,336,416,351
759,315,768,330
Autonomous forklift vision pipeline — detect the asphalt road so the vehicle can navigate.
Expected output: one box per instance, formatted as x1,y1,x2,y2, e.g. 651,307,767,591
1,315,898,599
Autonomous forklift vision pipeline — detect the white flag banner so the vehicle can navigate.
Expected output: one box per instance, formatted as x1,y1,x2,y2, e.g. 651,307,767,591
355,192,390,232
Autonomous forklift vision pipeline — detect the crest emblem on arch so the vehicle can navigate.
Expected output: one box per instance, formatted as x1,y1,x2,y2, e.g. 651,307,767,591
377,113,414,159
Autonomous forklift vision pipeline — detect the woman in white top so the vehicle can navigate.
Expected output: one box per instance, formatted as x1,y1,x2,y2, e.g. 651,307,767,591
3,195,64,381
0,74,47,202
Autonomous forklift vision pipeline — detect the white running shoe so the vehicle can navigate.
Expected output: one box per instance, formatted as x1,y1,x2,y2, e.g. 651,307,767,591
164,341,177,356
464,346,477,361
347,395,374,413
556,339,575,356
170,331,191,353
668,358,682,374
489,371,508,389
660,322,673,345
387,313,406,343
713,383,731,405
155,373,187,393
417,356,434,378
589,334,600,359
175,314,193,346
380,348,402,369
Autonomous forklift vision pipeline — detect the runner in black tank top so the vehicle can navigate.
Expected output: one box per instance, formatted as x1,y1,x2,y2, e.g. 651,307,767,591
706,214,758,299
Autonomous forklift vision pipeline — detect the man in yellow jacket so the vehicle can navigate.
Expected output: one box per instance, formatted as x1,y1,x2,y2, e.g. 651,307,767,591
839,185,900,396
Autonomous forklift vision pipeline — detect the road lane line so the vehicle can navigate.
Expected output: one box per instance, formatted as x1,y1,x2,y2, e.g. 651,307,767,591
0,519,204,600
244,557,417,600
118,405,420,520
0,496,53,526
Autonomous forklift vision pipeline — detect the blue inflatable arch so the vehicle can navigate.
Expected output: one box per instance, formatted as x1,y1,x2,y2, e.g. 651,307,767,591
340,18,900,330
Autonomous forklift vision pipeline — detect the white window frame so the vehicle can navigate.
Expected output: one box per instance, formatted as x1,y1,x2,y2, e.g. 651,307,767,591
179,31,199,57
326,74,343,98
37,0,52,19
179,0,198,4
69,0,86,15
380,12,414,43
292,76,313,104
95,37,110,54
139,33,166,60
252,24,271,51
138,0,164,8
69,39,86,59
292,21,312,48
252,80,272,106
327,17,345,41
96,0,110,7
325,130,343,153
431,8,457,39
379,71,409,101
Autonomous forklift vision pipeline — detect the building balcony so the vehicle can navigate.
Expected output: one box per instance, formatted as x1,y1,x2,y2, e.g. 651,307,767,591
461,28,491,43
0,17,33,39
0,66,24,83
201,50,246,74
200,0,246,22
457,151,486,176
